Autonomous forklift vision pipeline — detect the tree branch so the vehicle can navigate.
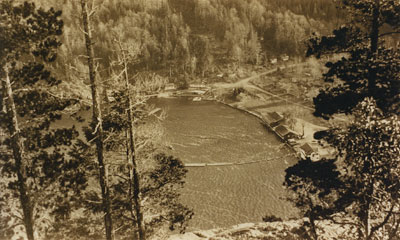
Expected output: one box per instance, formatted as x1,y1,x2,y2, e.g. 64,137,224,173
85,199,102,204
113,174,129,181
120,213,135,222
369,204,395,238
328,215,360,227
378,31,400,38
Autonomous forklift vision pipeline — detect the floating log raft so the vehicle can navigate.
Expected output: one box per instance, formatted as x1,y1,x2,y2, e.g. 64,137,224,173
183,154,294,168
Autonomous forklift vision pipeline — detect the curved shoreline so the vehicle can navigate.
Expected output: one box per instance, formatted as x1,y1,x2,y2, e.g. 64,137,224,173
157,93,299,157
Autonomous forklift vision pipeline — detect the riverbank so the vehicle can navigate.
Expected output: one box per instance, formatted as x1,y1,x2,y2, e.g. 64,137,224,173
157,63,337,161
214,98,298,153
212,62,345,161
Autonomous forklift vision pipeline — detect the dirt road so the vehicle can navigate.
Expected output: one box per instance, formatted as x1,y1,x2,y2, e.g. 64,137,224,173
212,63,305,89
211,63,348,122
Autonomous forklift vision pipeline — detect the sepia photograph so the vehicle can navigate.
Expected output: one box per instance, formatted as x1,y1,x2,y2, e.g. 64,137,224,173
0,0,399,239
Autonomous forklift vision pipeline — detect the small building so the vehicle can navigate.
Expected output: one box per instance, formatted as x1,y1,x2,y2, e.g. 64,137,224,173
264,111,284,128
299,143,315,160
281,55,289,61
164,83,177,91
189,83,207,89
270,58,277,64
274,125,298,141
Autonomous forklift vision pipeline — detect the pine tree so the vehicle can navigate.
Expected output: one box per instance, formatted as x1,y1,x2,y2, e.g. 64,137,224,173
284,159,342,240
0,1,83,239
307,0,400,119
327,99,400,239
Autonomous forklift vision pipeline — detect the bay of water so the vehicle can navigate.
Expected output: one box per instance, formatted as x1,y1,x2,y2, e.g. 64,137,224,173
153,98,298,230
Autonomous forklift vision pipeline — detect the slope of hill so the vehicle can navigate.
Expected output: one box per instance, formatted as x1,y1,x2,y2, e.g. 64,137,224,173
34,0,342,90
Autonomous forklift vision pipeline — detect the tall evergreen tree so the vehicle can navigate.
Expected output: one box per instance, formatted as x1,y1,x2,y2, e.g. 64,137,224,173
307,0,400,118
0,1,82,239
327,99,400,239
284,159,342,240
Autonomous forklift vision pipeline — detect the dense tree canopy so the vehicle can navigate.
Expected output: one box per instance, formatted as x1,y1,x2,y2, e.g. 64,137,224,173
0,1,82,239
284,158,342,239
29,0,344,90
308,0,400,118
288,2,400,239
327,99,400,239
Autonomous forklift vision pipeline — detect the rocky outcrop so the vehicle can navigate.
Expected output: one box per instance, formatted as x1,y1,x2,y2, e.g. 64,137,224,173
169,220,350,240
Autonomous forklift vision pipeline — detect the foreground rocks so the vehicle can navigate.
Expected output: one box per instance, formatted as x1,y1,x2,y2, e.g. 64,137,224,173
169,219,352,240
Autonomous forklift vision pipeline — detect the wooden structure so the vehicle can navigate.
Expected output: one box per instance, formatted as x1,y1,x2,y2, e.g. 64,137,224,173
264,111,284,128
274,125,298,140
299,143,315,159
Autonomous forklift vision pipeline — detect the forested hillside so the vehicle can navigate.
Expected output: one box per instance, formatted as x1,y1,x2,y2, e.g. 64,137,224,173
34,0,343,86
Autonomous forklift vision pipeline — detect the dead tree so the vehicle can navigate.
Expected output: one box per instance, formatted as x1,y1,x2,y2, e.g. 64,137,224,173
80,1,113,239
116,38,146,240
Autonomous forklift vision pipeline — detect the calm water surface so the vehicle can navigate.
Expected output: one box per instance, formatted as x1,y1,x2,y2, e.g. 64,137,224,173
153,98,298,230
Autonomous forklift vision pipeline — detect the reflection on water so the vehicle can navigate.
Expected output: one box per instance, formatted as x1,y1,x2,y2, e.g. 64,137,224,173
153,98,298,230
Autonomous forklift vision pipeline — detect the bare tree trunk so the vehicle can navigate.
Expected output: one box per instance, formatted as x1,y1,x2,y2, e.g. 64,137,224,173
363,207,370,240
368,0,380,94
370,0,380,54
80,1,113,239
125,130,138,239
308,215,318,240
119,42,146,240
360,186,373,240
3,66,35,240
